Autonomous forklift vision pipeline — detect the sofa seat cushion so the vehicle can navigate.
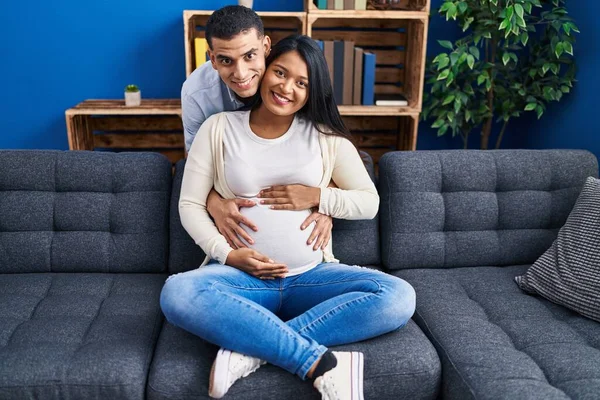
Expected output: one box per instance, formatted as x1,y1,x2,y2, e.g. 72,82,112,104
148,320,441,400
0,273,165,400
396,265,600,400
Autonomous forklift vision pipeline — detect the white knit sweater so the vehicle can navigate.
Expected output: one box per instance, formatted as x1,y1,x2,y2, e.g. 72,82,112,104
179,111,380,267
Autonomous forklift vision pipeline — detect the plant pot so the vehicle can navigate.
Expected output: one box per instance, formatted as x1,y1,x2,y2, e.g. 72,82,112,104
125,91,141,107
238,0,253,8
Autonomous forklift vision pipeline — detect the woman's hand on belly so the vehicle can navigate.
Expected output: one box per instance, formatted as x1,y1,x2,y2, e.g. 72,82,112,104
257,184,320,211
225,248,289,279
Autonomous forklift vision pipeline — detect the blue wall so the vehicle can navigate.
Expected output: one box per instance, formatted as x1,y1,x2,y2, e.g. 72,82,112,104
0,0,595,155
0,0,302,149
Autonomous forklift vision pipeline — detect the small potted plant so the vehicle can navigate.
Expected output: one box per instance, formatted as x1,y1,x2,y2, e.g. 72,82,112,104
124,84,141,107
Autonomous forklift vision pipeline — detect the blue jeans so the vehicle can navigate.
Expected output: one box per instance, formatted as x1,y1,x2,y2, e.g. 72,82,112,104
160,262,416,379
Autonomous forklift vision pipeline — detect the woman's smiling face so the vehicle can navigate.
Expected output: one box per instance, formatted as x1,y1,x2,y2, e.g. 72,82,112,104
259,50,309,117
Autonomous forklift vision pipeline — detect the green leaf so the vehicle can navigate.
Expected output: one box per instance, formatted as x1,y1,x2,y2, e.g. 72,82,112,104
555,42,564,58
467,54,475,69
499,18,510,31
536,105,544,119
502,53,511,66
506,6,514,20
437,56,450,70
561,85,570,93
450,52,460,66
454,98,462,114
438,40,454,50
437,69,450,81
564,41,574,56
446,4,458,20
514,4,524,18
432,119,445,128
570,22,581,33
524,2,532,14
563,22,571,35
439,2,451,12
469,46,480,59
518,89,526,96
438,125,449,136
525,102,537,111
542,63,551,74
521,32,529,46
458,1,468,13
465,109,472,122
477,74,486,86
442,95,455,105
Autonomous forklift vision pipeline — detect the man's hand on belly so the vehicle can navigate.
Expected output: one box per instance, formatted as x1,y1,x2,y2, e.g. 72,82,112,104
257,184,320,210
301,211,333,250
206,189,258,249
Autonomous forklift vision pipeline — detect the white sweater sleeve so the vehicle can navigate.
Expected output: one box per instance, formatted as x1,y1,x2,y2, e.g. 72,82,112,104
178,115,234,264
318,138,380,220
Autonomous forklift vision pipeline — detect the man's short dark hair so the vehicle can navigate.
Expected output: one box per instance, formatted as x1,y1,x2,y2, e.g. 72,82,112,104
205,6,264,49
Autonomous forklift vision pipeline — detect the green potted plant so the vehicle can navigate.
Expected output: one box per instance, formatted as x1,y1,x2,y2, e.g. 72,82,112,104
124,84,141,107
423,0,579,149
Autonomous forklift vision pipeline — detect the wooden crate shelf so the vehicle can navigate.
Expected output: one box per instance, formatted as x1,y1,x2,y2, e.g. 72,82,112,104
184,10,306,77
305,0,429,12
65,99,185,165
306,15,427,112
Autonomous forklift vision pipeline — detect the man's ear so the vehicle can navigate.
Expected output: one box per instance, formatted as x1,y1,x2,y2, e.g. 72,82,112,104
207,49,218,70
263,35,272,57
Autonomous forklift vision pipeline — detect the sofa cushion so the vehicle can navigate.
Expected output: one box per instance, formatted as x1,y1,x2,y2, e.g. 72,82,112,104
516,176,600,322
396,265,600,399
378,150,598,270
0,151,172,273
147,319,440,400
0,273,165,400
169,152,380,274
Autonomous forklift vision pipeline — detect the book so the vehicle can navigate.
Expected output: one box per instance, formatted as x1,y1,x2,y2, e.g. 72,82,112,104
362,52,376,105
194,38,208,69
343,41,355,105
375,94,408,106
344,0,354,9
323,41,335,86
353,47,364,105
315,0,328,9
333,41,345,105
354,0,367,10
327,0,335,9
335,0,344,10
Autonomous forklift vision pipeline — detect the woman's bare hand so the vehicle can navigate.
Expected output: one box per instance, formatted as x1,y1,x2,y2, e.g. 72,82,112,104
258,185,320,210
226,248,289,279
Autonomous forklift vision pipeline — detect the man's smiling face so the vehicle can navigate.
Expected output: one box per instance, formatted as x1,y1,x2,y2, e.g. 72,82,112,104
208,29,271,99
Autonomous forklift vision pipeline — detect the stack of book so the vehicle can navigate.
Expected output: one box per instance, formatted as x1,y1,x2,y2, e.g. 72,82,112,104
313,0,368,10
194,38,209,68
314,40,407,106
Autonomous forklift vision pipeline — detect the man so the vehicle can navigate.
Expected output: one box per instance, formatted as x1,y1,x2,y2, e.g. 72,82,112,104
182,5,333,252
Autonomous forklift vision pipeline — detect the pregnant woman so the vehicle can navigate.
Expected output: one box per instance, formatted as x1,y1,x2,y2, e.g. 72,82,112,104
160,35,416,400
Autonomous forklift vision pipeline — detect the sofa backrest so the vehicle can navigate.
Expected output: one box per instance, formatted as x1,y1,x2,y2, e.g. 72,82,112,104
168,152,380,274
378,150,598,270
0,151,172,274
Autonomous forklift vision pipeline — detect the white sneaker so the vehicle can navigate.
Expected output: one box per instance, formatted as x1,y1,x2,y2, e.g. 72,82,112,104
313,351,364,400
208,348,266,398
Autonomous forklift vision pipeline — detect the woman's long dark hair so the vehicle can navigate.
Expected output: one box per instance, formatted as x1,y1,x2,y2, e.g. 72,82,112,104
258,34,351,140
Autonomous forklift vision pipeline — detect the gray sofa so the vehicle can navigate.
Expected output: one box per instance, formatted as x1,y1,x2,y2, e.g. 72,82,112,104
1,149,598,400
382,150,600,399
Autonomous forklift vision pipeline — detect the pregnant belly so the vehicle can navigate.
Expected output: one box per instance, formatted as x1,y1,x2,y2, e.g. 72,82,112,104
239,201,323,274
